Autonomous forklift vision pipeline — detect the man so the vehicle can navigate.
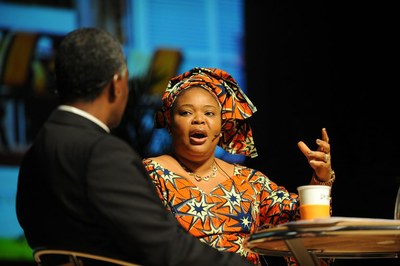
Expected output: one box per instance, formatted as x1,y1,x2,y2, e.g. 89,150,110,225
16,28,250,266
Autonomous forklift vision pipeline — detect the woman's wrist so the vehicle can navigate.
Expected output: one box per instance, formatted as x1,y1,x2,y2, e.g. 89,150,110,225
312,170,335,186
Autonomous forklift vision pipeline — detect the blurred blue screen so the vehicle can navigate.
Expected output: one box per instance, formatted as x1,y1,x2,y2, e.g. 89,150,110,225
0,165,32,261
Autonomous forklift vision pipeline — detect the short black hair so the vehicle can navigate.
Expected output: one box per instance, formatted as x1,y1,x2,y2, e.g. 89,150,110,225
55,27,127,103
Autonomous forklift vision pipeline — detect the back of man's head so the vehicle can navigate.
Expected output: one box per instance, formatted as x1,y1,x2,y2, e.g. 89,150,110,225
55,27,126,103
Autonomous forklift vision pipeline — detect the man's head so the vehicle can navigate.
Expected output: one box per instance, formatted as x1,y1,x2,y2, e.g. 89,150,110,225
55,27,127,103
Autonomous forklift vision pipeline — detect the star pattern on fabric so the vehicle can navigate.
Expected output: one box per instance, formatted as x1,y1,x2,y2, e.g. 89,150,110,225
202,220,226,236
142,159,315,266
232,236,248,257
225,204,253,233
271,190,286,203
219,183,244,213
160,168,185,191
176,194,217,225
201,221,228,249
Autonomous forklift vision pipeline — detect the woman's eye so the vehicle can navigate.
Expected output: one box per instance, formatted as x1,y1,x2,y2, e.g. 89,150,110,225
205,111,215,116
179,110,191,116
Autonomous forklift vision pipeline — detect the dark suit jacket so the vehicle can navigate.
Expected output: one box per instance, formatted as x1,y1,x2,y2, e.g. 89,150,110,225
16,109,250,266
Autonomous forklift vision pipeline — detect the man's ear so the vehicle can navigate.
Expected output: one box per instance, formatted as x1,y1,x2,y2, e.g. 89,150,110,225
108,74,121,100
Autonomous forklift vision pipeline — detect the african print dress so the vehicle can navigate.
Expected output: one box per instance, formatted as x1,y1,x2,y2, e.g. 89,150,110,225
143,158,302,265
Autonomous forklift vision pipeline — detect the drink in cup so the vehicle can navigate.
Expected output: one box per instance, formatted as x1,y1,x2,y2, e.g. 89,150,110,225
297,185,331,220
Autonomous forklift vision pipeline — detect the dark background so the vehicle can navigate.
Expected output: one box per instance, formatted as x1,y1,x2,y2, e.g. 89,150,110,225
245,1,399,265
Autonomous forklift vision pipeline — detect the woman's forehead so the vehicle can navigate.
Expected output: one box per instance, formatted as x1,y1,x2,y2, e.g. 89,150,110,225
173,86,221,108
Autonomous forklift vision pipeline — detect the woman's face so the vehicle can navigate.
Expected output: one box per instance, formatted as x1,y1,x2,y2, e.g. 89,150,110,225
170,86,222,160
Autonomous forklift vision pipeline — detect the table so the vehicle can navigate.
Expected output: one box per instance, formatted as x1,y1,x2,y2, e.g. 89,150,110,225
244,217,400,266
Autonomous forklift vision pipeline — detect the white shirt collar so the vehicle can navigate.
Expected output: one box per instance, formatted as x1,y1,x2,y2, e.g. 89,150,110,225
58,105,110,133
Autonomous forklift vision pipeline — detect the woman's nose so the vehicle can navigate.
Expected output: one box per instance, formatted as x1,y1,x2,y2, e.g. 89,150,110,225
192,114,205,124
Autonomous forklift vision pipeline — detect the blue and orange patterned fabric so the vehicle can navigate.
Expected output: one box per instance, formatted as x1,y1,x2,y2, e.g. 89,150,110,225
143,158,300,265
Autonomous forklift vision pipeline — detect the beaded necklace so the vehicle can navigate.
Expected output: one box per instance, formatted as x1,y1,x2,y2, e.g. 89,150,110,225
177,159,218,182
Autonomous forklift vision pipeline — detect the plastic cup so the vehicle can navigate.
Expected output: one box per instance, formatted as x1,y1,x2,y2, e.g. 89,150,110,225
394,186,400,220
297,185,331,220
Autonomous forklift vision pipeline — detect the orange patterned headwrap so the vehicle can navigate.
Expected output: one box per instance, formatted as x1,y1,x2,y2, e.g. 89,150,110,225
155,67,258,158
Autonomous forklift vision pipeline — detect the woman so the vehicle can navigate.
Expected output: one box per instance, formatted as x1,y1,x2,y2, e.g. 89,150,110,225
142,67,335,265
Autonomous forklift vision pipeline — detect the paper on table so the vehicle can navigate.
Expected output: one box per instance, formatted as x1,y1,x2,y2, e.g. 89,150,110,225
277,216,400,228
